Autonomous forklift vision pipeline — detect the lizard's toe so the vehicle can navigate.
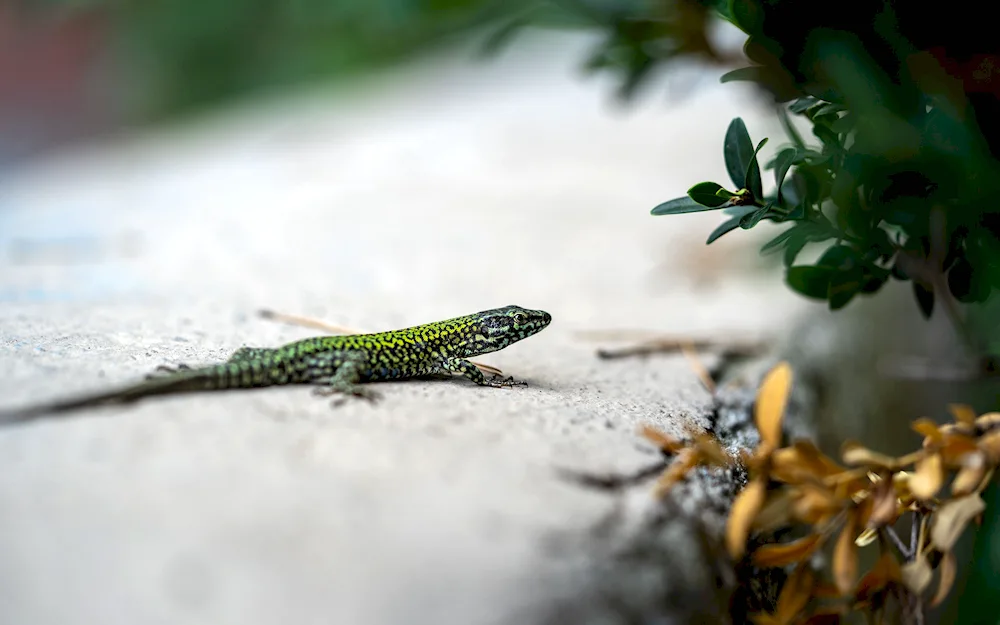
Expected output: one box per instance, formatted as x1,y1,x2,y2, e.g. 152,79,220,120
313,385,381,404
488,374,528,389
352,387,382,402
147,363,192,379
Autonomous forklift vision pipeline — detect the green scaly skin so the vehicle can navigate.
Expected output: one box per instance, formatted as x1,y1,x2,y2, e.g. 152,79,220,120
0,305,552,425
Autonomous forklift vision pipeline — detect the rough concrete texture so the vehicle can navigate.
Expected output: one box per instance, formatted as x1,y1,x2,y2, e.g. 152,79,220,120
0,33,807,625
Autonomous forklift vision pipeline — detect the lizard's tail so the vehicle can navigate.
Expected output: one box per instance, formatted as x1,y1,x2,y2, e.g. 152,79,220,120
0,360,279,426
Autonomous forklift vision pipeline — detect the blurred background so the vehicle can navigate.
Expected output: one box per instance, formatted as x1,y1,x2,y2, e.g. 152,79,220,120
2,1,999,624
0,0,747,166
1,0,510,166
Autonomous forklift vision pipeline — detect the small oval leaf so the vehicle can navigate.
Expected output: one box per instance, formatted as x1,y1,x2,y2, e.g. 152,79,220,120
913,282,935,318
761,225,798,254
755,361,793,448
687,181,729,207
746,137,768,198
706,215,743,244
813,102,845,116
948,404,978,426
833,511,859,595
751,534,824,567
930,551,958,607
827,269,863,310
739,205,770,230
651,197,722,216
901,555,933,594
789,97,819,113
773,148,797,204
787,266,834,300
784,236,808,267
726,477,767,558
724,118,755,190
775,564,816,623
720,66,763,84
931,494,986,550
817,245,861,271
908,452,944,500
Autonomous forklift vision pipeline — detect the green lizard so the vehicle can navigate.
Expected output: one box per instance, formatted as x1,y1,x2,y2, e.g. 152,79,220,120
0,305,551,425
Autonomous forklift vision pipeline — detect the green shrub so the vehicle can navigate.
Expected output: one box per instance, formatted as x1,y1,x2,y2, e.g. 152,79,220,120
496,0,1000,358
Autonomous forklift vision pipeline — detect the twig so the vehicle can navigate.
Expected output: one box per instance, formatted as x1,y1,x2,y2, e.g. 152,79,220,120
258,309,361,334
595,337,765,360
680,342,716,395
885,525,912,559
554,460,670,492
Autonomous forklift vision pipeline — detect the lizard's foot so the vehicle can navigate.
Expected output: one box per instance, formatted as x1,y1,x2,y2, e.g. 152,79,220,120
145,363,192,379
311,385,382,405
486,373,528,389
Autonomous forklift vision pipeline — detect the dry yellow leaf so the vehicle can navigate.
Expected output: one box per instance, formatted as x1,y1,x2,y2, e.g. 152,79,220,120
978,430,1000,463
775,564,815,624
841,441,900,470
756,362,793,449
948,404,978,426
770,447,809,484
727,477,767,559
693,433,733,466
930,550,957,607
856,551,901,601
751,534,824,567
855,491,875,530
771,441,844,484
931,493,986,551
901,554,933,594
831,474,875,503
912,418,944,445
940,434,981,465
811,579,842,599
769,444,843,484
855,527,878,547
908,452,944,500
792,483,843,525
652,447,699,498
868,476,900,528
951,453,987,497
975,412,1000,430
833,511,859,595
793,440,845,476
752,489,795,533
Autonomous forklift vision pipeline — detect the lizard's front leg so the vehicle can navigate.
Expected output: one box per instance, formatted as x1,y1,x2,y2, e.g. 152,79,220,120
442,357,527,388
307,351,382,404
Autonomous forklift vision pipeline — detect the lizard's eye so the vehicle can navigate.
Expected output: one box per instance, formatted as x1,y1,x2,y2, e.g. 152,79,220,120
513,313,526,325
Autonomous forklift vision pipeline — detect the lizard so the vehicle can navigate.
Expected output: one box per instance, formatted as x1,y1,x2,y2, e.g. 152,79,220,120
0,305,552,425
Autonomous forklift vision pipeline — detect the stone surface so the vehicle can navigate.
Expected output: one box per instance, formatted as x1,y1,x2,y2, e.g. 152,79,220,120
0,32,804,625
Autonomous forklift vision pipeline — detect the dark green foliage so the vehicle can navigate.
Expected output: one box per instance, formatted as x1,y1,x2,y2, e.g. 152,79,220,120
488,0,1000,360
653,93,1000,320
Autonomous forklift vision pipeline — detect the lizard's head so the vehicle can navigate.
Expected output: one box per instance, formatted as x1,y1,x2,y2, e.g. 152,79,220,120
466,305,551,355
